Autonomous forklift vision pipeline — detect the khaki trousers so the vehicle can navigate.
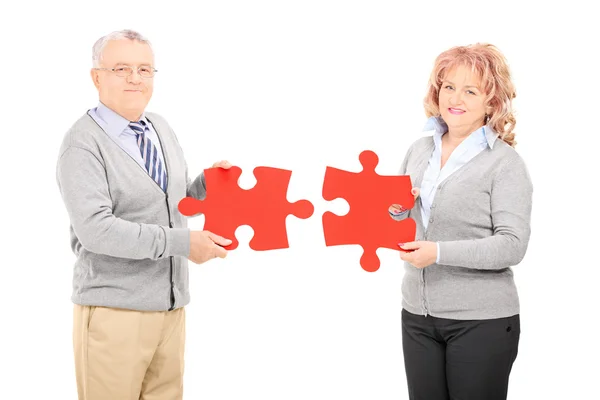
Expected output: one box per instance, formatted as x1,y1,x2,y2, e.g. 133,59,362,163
73,304,186,400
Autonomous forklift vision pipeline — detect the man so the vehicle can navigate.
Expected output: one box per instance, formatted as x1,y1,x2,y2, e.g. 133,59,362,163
56,29,231,399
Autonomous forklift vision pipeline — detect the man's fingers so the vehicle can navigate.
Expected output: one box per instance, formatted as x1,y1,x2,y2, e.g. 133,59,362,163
213,245,227,259
206,231,232,246
212,160,232,169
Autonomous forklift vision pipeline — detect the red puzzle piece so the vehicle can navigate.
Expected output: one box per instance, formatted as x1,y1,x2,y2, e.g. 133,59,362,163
178,166,314,251
322,150,417,272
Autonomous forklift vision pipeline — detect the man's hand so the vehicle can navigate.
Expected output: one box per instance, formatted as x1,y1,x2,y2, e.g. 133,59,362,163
211,160,232,169
188,231,232,264
399,240,437,269
389,187,420,215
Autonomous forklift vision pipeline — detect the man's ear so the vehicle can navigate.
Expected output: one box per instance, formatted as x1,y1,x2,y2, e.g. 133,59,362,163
90,69,100,89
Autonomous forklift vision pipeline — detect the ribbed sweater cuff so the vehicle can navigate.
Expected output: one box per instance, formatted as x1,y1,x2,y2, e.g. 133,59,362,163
164,227,190,258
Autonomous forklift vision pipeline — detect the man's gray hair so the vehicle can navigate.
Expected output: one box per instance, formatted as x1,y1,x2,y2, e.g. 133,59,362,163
92,29,153,67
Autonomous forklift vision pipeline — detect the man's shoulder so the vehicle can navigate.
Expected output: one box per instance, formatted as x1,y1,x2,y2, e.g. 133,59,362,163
145,111,182,145
145,111,170,128
58,112,103,157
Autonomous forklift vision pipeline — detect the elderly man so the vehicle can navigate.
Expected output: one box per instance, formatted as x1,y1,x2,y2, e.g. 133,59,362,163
56,29,231,399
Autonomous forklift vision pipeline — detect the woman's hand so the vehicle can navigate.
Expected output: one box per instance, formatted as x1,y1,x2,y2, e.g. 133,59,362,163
399,240,437,268
389,188,420,215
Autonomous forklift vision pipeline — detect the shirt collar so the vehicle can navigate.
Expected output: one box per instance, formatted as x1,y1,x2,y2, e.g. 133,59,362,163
95,101,148,138
423,115,499,149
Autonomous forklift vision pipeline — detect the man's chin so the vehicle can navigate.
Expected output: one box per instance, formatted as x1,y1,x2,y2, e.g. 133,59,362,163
123,101,149,112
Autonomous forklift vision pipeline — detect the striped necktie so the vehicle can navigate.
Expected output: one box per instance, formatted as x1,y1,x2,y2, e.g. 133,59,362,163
129,120,168,192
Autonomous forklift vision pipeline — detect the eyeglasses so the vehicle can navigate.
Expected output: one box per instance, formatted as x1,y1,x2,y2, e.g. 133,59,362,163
94,65,158,78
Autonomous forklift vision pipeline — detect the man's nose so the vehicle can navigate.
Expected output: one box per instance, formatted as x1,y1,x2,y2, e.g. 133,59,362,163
127,69,142,84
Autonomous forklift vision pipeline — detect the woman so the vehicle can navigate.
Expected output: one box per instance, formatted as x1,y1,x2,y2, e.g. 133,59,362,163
389,43,533,399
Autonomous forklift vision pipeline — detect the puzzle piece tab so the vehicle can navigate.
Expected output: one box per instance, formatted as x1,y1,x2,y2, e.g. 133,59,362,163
322,150,416,272
178,166,314,251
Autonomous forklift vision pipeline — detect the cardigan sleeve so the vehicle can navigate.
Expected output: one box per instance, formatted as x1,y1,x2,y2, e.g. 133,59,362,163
56,146,190,260
438,153,533,270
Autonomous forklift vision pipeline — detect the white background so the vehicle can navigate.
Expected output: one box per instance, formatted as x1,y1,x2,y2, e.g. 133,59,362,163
1,1,598,399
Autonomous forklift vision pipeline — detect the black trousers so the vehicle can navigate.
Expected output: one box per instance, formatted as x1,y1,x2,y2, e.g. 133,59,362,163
402,309,520,400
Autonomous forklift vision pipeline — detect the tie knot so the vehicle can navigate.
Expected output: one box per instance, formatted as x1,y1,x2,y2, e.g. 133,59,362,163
129,120,146,135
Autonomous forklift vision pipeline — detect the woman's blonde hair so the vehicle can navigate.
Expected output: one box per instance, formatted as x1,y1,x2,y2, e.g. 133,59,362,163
424,43,517,147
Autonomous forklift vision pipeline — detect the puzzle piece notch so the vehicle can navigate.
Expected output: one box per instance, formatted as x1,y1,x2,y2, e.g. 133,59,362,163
178,166,314,251
322,150,416,272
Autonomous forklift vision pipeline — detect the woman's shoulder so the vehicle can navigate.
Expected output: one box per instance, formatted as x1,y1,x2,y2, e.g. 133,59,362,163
490,138,526,165
402,134,434,160
488,139,532,185
408,134,434,151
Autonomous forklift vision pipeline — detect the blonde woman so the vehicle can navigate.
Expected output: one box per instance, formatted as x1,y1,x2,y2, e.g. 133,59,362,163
390,44,533,399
